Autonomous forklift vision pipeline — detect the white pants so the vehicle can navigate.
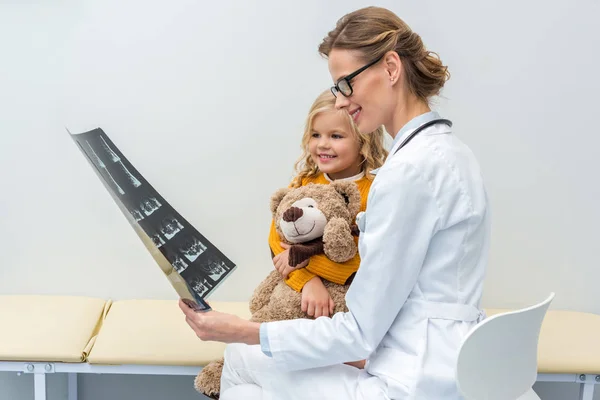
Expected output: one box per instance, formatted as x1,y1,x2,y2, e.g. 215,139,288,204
220,343,389,400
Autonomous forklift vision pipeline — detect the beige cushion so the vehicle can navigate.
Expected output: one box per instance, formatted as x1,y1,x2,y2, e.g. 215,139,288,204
87,300,251,366
485,308,600,374
0,295,110,362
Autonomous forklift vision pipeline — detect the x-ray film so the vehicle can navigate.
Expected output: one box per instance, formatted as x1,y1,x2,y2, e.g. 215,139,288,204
69,128,236,312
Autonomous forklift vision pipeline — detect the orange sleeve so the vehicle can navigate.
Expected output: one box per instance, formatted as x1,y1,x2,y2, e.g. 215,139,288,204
285,250,360,292
304,246,360,285
285,268,318,292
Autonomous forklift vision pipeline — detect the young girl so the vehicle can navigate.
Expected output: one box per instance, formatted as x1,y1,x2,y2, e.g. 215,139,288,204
268,89,388,319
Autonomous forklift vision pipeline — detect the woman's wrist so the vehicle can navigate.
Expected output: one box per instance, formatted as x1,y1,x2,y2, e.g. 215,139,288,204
240,319,262,345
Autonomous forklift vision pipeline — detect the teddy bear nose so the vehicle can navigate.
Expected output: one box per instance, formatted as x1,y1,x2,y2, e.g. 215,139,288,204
283,207,303,222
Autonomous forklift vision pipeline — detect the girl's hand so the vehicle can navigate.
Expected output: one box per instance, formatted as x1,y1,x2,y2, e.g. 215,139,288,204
273,243,308,278
301,276,334,318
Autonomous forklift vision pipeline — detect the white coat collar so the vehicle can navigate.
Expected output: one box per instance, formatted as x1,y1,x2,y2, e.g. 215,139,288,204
370,111,445,176
388,111,445,156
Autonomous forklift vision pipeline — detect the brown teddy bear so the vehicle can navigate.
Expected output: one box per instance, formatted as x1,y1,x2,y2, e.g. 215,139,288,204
194,181,362,399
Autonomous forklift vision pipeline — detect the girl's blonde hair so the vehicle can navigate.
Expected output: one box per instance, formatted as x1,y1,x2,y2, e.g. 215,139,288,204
291,90,388,188
318,6,450,102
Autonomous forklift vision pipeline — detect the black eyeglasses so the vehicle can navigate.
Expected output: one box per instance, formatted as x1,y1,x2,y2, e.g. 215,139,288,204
330,56,383,98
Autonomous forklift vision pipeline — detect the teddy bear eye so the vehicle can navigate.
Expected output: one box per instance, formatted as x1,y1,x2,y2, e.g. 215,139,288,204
308,205,314,208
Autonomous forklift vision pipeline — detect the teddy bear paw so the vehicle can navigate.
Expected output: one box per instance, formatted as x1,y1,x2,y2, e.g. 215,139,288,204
323,217,357,262
194,358,224,399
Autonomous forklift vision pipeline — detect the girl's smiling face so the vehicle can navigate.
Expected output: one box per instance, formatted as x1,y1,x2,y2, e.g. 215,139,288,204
308,109,362,180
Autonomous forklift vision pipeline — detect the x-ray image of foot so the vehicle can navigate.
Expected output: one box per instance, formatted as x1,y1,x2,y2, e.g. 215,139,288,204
70,127,238,311
191,277,212,297
160,216,184,240
180,237,207,262
130,208,144,222
86,141,105,169
201,260,228,281
116,160,142,188
170,253,188,273
140,197,161,216
151,233,165,248
99,136,120,162
86,141,125,195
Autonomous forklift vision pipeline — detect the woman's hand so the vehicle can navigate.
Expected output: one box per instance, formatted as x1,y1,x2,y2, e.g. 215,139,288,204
301,276,334,318
273,243,308,278
178,300,260,345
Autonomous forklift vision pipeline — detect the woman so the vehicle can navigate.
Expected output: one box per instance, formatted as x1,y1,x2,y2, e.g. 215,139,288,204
180,6,490,399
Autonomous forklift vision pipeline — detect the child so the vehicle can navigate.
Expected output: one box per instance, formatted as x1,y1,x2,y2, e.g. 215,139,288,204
269,89,388,319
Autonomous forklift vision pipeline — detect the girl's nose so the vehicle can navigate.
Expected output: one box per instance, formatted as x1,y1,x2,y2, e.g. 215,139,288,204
316,137,330,149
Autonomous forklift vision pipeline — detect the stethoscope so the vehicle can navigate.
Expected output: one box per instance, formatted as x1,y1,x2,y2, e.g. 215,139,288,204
392,118,453,155
355,118,453,234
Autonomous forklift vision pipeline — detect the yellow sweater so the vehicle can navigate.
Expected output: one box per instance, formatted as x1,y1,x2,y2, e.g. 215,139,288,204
268,172,373,292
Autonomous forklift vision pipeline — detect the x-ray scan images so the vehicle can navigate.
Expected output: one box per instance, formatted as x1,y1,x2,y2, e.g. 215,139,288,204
180,237,207,262
70,127,237,312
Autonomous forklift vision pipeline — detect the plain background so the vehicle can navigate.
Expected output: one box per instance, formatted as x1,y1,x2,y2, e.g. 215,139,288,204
1,0,598,399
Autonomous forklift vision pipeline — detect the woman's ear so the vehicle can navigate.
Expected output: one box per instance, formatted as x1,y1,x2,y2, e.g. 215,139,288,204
383,50,402,85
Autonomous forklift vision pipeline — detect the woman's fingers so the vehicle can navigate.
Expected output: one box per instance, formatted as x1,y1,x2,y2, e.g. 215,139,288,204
179,300,211,339
185,316,197,332
179,299,195,316
179,301,249,344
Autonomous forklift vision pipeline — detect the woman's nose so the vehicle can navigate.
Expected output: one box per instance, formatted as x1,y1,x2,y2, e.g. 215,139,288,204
335,95,350,110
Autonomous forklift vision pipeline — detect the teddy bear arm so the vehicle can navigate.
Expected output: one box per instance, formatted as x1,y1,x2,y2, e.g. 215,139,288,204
323,217,358,263
288,238,324,267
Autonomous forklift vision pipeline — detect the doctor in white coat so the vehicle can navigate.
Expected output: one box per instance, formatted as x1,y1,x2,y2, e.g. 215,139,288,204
180,6,490,400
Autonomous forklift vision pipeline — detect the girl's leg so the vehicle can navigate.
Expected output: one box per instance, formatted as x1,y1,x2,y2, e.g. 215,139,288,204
220,343,388,400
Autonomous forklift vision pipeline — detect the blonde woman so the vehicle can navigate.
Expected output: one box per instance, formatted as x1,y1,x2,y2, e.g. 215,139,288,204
181,6,490,400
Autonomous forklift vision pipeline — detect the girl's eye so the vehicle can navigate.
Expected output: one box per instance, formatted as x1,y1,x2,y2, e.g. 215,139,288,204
311,133,320,138
332,134,343,139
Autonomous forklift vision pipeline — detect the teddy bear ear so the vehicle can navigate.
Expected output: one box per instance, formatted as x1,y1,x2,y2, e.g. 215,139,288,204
329,181,361,217
270,187,291,216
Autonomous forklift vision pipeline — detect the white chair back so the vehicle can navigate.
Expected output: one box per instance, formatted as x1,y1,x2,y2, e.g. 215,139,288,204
456,293,555,400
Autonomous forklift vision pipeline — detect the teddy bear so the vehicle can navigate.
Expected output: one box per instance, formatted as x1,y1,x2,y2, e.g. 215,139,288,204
193,181,362,399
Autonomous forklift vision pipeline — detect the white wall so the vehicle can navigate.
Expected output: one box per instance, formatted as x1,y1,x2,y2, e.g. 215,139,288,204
1,0,599,399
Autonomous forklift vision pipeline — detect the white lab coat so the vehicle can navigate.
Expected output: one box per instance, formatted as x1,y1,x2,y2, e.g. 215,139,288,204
231,117,491,400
